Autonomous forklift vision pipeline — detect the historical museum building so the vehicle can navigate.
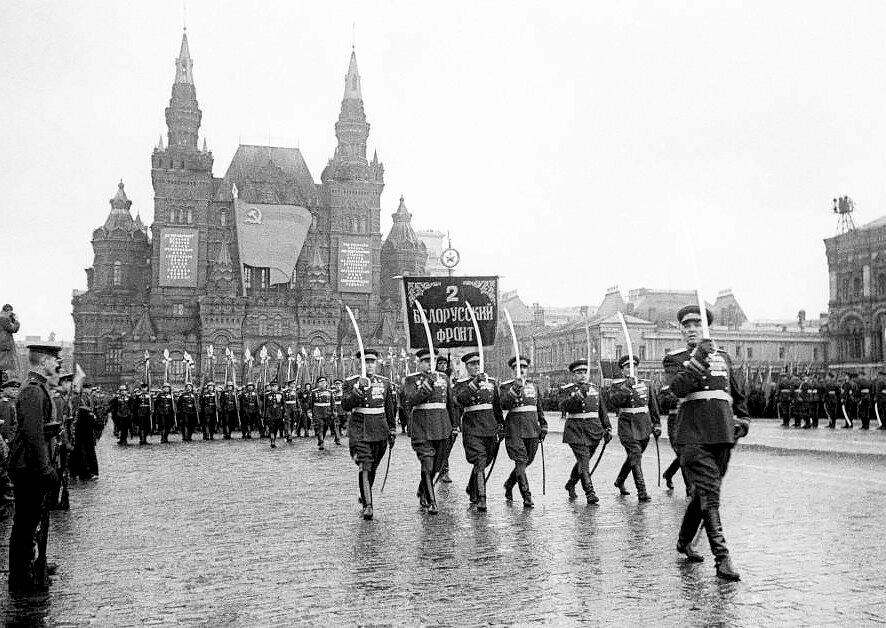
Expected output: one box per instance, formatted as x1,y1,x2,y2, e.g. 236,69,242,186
72,32,427,388
823,214,886,369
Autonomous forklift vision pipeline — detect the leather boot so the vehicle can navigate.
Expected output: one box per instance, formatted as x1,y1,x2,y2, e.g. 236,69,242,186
580,472,598,504
517,473,533,508
663,457,680,490
417,479,429,508
476,467,487,512
702,508,740,581
677,496,703,560
361,470,373,520
504,470,516,501
565,465,579,501
465,469,478,504
424,469,438,514
358,471,366,507
632,464,651,501
614,458,631,495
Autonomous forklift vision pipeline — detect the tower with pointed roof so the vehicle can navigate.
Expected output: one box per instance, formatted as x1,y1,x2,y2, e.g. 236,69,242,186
380,196,427,302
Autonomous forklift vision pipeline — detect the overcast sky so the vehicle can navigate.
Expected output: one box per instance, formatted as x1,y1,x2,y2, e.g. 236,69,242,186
3,1,885,340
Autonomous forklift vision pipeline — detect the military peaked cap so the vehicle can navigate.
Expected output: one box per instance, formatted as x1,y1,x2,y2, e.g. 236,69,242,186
508,355,531,369
415,348,437,360
461,351,481,364
618,354,640,369
27,344,62,358
354,349,379,360
568,359,589,373
677,305,714,326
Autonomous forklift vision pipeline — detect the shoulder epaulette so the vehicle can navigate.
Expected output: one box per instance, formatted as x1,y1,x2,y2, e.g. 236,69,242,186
667,348,689,356
611,378,625,384
345,374,360,382
374,375,389,381
501,379,514,385
560,382,577,390
456,377,471,384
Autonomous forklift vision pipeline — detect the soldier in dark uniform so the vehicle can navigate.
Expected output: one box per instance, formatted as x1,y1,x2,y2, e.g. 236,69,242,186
397,379,410,435
663,305,750,581
311,376,334,450
131,382,153,445
822,372,841,428
153,383,177,443
789,372,803,428
805,375,822,429
199,382,219,440
341,349,397,520
499,355,548,508
776,373,793,428
403,349,459,514
177,383,198,441
297,383,313,438
331,379,345,443
558,359,610,504
284,380,300,437
107,385,132,445
659,381,685,492
435,354,456,484
0,379,20,503
220,382,239,439
842,373,859,429
857,372,873,430
453,351,504,512
239,383,260,439
265,380,288,448
873,372,886,430
608,355,661,502
7,344,61,594
69,384,99,481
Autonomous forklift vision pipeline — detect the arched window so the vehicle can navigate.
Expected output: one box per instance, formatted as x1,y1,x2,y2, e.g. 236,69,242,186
853,277,863,299
842,317,864,360
112,261,123,286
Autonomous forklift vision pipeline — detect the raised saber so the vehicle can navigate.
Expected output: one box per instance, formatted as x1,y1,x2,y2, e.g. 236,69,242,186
503,308,522,381
616,311,635,380
345,306,366,379
465,301,484,373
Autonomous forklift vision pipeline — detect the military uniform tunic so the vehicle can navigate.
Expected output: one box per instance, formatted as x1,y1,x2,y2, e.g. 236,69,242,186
177,391,198,440
404,372,458,473
559,381,610,457
499,379,547,466
454,375,503,468
342,374,396,473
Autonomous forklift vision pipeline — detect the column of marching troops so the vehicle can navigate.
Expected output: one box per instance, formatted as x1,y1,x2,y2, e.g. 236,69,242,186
4,304,759,593
767,371,886,430
104,377,346,450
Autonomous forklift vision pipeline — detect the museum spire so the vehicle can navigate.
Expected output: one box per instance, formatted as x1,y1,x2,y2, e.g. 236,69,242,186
165,28,202,152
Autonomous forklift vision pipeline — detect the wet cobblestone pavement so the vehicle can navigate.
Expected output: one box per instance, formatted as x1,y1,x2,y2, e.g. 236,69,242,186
1,415,884,626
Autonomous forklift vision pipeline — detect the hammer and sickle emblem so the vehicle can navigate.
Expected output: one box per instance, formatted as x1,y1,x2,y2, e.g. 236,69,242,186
245,208,262,224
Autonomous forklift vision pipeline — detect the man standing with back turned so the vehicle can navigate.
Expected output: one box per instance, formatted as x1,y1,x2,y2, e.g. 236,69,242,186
663,305,750,581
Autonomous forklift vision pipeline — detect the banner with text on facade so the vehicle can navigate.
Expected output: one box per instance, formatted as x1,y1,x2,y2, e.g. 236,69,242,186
159,227,199,287
337,239,373,294
401,276,499,349
233,198,312,287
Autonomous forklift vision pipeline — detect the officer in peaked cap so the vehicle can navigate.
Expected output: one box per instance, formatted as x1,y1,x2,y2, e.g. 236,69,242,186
342,348,396,520
8,344,62,593
559,359,611,504
663,304,749,581
499,354,547,508
453,351,503,511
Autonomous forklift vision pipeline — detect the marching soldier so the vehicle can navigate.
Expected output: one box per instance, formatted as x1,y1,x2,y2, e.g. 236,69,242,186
220,382,239,439
331,378,346,441
131,382,153,445
298,383,313,438
874,372,886,430
107,385,132,445
403,349,459,514
659,382,685,492
7,344,61,594
284,380,300,437
311,376,335,450
397,380,410,435
776,373,793,428
558,359,610,505
153,383,176,443
806,374,821,429
842,373,859,429
663,305,749,581
608,355,661,502
239,383,260,439
177,383,198,441
789,372,803,428
453,351,504,512
435,354,455,484
857,372,873,430
199,382,219,440
500,355,548,508
341,349,397,520
823,372,841,428
265,380,288,448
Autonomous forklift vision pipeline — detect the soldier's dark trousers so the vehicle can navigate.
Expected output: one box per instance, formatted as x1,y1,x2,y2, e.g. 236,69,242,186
223,411,238,438
778,402,791,427
616,437,650,497
117,418,131,445
504,437,539,506
791,403,803,428
181,412,197,441
243,412,258,437
464,433,498,502
678,443,733,563
412,438,447,506
159,415,174,443
824,402,838,427
285,407,299,435
859,401,871,429
201,412,217,439
138,414,151,445
8,471,47,591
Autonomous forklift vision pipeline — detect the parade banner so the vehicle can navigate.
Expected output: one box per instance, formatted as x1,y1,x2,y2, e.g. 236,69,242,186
158,227,199,287
337,239,372,293
401,276,499,349
233,198,312,286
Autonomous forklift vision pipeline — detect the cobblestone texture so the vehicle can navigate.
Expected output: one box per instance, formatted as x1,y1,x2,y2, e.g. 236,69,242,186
0,414,883,626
